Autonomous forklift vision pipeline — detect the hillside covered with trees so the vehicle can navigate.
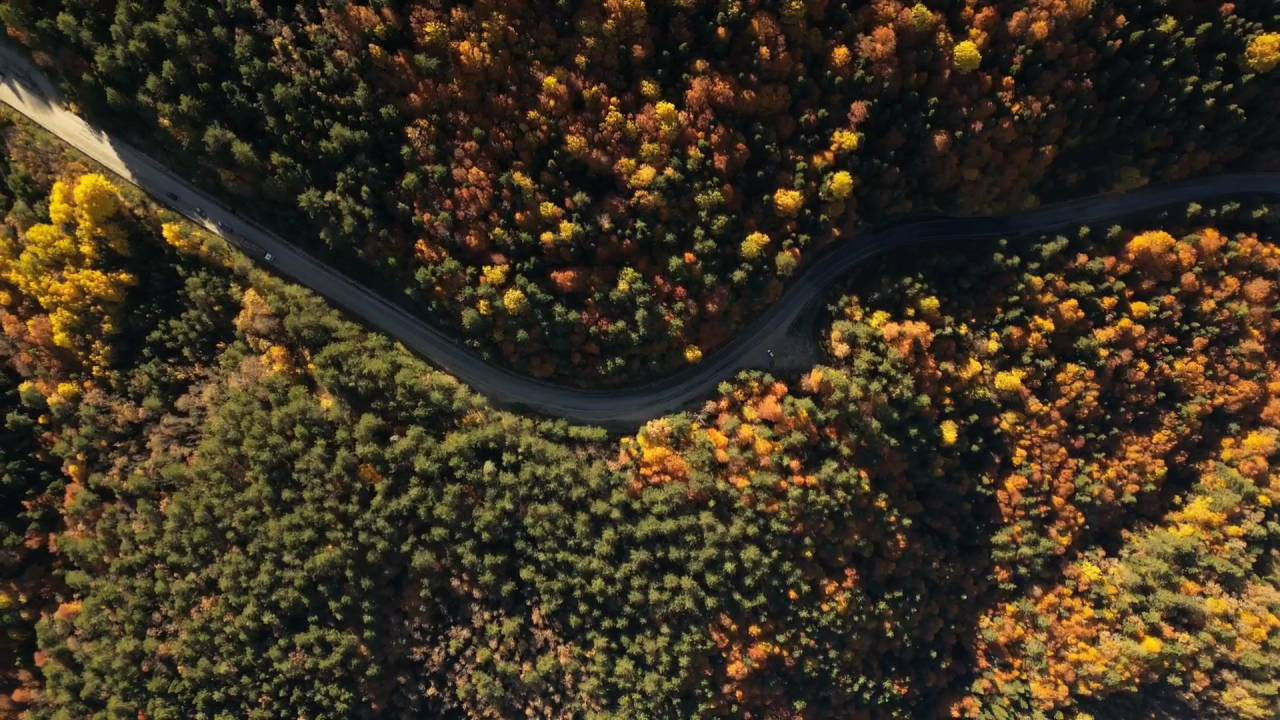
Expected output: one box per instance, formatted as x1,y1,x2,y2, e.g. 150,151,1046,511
2,1,1278,382
0,106,1277,718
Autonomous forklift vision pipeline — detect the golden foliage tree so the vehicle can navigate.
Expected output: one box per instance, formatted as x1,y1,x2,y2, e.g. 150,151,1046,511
0,174,135,371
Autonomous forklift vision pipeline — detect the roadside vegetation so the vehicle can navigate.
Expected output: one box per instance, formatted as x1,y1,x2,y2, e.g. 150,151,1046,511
0,104,1277,718
3,1,1278,383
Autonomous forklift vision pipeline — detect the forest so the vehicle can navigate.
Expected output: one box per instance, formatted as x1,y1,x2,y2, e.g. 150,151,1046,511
1,1,1278,382
0,100,1277,718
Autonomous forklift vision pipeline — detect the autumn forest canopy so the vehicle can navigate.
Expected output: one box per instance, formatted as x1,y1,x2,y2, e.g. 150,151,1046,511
0,1,1278,719
3,0,1279,382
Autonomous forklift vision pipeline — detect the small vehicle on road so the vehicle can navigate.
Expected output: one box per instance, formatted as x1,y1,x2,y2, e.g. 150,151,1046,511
263,252,274,262
165,191,178,201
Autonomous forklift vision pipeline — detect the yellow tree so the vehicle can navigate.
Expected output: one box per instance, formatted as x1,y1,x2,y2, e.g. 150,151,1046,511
0,174,135,372
1245,33,1280,73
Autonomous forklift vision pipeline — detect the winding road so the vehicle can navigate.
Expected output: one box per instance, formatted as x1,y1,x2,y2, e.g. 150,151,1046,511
2,43,1279,431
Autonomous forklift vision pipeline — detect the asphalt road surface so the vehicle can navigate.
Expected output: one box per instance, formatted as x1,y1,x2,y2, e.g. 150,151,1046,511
3,44,1279,431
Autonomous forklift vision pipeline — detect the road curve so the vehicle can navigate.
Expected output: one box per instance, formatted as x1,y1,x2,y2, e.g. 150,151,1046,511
3,44,1279,431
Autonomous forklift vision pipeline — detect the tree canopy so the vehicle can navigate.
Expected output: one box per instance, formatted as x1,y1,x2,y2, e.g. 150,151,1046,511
0,107,1277,718
4,1,1278,383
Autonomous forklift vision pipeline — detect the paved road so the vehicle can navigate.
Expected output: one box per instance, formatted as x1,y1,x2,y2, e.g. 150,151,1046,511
3,45,1279,431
